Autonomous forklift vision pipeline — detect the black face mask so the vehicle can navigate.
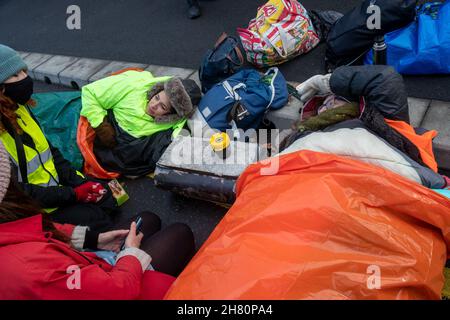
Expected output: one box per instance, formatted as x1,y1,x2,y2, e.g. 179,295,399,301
3,75,34,105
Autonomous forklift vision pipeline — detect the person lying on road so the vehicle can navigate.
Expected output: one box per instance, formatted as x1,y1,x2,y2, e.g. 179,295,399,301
81,70,201,177
279,65,448,189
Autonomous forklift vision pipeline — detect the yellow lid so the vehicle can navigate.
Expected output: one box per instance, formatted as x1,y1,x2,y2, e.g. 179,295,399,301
210,133,230,151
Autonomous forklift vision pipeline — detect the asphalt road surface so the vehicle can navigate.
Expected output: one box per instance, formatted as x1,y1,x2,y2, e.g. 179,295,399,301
2,0,449,101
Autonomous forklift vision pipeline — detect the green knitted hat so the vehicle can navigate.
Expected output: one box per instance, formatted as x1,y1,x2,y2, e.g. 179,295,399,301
0,44,28,84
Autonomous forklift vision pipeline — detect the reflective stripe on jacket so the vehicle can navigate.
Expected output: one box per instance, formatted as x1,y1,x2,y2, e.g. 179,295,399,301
0,104,59,211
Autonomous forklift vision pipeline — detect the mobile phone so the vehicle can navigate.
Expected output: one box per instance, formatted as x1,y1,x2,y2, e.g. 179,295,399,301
135,216,143,234
120,216,143,251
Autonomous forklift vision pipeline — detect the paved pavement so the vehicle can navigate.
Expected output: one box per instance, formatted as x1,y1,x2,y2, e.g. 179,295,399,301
34,79,75,93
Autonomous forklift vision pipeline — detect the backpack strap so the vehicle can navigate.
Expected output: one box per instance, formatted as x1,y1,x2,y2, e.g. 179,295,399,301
227,101,249,124
227,45,244,67
222,81,249,135
265,68,277,109
223,81,246,101
214,32,229,48
215,32,244,67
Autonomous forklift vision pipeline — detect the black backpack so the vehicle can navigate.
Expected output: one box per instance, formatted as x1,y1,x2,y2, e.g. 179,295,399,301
198,32,244,93
325,0,417,72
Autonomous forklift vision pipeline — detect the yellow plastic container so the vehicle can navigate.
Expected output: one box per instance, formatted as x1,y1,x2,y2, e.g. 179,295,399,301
210,133,231,159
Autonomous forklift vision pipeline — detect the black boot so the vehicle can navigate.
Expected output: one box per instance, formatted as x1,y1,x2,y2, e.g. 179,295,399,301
187,0,201,19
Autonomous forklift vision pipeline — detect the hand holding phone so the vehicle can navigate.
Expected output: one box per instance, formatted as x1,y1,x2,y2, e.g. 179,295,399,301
120,216,143,251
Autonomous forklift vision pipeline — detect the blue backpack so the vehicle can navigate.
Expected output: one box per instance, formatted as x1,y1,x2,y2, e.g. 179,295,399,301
198,68,289,132
199,33,244,94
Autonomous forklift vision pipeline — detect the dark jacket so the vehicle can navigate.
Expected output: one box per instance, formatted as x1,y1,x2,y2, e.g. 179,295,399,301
330,65,410,122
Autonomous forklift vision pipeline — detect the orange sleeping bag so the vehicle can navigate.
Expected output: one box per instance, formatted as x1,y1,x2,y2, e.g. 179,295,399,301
166,150,450,300
386,119,439,172
76,116,120,180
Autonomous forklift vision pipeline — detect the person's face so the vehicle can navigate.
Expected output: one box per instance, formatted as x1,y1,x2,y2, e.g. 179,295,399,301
146,90,172,117
1,70,28,94
3,70,28,84
1,70,34,106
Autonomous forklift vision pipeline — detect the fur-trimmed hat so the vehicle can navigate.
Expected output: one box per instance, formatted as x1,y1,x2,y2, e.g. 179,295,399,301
0,141,11,204
147,78,201,124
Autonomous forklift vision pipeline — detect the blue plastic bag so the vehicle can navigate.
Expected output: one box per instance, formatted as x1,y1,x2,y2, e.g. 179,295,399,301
365,1,450,74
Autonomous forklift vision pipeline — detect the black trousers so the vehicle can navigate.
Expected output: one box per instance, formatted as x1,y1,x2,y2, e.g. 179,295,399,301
51,201,195,277
116,212,196,277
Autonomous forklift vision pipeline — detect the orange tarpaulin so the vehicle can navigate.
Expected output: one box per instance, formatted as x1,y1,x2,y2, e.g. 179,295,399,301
77,116,120,180
166,150,450,300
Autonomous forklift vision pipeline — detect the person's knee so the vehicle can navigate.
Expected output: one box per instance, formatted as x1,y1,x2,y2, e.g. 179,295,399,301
139,211,162,231
168,223,195,249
